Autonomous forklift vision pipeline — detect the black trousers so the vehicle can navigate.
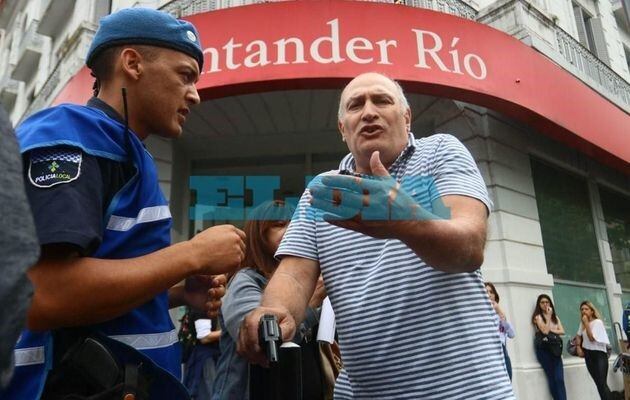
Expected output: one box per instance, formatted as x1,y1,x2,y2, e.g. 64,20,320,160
584,349,611,400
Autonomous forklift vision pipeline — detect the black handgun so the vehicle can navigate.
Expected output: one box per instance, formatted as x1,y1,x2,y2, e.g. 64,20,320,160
258,314,282,363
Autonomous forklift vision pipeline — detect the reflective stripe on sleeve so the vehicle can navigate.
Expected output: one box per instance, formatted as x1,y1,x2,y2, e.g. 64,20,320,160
108,329,178,350
14,346,45,366
106,205,171,232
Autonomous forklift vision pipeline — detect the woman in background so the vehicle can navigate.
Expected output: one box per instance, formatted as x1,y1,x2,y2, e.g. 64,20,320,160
211,200,327,400
484,282,515,380
532,294,566,400
576,301,611,400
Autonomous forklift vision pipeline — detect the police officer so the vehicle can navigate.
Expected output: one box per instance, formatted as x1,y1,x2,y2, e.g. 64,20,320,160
2,7,245,400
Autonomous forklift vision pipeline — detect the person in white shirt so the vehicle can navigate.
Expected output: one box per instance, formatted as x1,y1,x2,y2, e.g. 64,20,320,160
576,300,612,400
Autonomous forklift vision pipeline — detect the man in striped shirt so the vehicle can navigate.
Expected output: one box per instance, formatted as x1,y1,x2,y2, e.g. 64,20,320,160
238,72,514,399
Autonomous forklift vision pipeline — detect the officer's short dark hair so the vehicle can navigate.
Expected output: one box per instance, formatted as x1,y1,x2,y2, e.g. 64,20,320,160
90,45,160,83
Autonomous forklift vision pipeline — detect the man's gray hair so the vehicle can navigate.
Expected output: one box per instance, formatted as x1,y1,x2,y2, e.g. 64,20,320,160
337,74,410,121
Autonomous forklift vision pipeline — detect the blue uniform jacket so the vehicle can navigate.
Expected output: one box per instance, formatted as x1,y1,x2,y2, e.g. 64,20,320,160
1,104,188,399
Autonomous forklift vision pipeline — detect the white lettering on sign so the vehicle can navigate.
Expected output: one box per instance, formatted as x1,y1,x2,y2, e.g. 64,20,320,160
346,37,373,64
244,40,270,68
310,19,345,64
201,19,487,80
412,29,487,80
273,38,307,65
375,39,397,65
223,38,242,70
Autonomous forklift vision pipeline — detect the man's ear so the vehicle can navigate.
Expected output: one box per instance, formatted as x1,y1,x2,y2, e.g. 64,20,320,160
404,107,411,132
119,48,143,81
338,120,346,142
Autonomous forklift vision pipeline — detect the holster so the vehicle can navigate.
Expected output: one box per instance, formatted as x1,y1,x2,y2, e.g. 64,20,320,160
42,332,150,400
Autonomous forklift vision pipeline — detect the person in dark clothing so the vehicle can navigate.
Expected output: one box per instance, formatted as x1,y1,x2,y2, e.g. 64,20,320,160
532,294,567,400
0,105,39,389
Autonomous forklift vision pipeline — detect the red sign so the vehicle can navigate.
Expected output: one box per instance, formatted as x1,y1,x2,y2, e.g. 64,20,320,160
54,1,630,172
52,67,93,106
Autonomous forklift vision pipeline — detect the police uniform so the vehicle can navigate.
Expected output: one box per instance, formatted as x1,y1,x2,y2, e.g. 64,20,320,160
1,7,205,400
3,98,187,399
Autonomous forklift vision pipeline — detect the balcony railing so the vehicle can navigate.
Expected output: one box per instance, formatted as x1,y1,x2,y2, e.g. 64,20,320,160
405,0,476,20
477,0,630,112
555,27,630,108
161,0,477,20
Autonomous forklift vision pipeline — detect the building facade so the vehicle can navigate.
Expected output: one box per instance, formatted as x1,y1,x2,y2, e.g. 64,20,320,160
1,0,629,399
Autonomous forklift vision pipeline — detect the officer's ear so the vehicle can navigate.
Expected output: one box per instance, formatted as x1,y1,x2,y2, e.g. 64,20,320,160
119,47,143,81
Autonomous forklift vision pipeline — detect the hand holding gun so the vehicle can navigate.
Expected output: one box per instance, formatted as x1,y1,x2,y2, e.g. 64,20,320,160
259,314,282,363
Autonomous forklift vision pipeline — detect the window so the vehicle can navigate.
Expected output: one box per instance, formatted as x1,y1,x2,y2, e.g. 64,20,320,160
572,1,610,64
600,187,630,303
531,159,602,284
573,2,597,52
531,158,614,352
625,46,630,75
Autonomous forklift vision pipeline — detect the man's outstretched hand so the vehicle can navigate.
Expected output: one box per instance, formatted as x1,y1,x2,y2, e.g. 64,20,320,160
309,151,435,239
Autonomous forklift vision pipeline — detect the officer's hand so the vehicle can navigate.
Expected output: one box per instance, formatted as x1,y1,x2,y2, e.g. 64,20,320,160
206,274,227,318
237,306,296,367
190,225,246,274
181,274,226,317
182,275,212,312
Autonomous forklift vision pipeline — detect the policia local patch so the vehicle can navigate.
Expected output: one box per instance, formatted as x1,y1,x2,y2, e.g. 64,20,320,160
28,148,82,188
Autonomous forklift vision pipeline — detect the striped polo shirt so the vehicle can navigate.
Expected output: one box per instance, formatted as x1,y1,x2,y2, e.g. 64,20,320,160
277,133,514,399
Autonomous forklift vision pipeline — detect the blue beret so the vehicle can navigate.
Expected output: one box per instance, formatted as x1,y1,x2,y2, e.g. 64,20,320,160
86,8,204,71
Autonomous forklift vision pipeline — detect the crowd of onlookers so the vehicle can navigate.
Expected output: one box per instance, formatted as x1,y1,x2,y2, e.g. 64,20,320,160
484,283,618,400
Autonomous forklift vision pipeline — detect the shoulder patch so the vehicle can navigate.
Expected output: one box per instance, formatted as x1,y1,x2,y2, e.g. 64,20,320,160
28,148,82,188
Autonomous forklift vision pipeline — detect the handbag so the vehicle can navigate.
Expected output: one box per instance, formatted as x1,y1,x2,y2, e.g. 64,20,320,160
540,332,563,357
567,335,582,357
319,341,343,400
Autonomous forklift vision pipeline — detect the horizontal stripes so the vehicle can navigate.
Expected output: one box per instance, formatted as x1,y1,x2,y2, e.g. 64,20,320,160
277,133,513,399
106,205,171,232
14,346,45,366
109,328,178,350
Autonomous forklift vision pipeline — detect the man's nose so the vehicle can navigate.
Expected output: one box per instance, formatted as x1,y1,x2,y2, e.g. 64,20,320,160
188,85,201,105
360,101,378,121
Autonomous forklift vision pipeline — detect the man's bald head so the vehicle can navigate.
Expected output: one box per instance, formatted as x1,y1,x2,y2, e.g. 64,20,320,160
338,73,409,121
